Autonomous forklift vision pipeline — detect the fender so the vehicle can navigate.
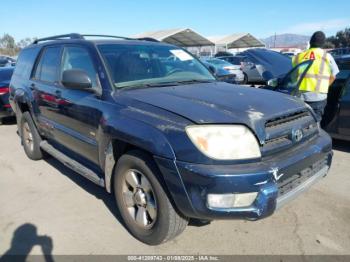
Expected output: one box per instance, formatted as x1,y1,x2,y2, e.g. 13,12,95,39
99,116,176,193
12,88,35,131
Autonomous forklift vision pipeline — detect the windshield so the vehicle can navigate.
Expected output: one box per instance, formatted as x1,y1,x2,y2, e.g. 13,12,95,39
98,44,215,89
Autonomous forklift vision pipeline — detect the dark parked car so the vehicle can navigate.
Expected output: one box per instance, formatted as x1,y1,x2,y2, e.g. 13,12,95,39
329,47,350,58
322,56,350,140
10,34,332,245
264,57,350,141
0,56,16,67
0,67,15,124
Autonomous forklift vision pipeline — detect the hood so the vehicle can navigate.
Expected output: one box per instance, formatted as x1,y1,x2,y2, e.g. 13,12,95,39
241,49,292,80
120,82,307,142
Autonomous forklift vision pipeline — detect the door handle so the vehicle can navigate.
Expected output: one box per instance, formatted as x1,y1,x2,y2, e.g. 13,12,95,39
55,90,62,97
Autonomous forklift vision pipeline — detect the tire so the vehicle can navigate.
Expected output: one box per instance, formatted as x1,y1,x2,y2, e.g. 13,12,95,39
113,150,188,245
242,73,248,84
20,112,44,160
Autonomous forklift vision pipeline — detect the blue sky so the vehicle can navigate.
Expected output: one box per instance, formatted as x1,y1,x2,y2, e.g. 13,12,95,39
2,0,350,41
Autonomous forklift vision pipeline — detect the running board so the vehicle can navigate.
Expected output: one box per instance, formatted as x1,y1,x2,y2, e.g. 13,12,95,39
40,141,105,187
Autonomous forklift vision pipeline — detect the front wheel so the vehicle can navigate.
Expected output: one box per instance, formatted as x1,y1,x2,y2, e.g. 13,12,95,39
114,150,188,245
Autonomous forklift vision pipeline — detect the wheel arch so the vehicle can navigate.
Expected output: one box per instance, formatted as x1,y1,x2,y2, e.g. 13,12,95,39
100,118,176,193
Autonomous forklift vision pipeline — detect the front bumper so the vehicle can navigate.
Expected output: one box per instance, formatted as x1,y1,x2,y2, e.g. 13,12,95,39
155,130,332,220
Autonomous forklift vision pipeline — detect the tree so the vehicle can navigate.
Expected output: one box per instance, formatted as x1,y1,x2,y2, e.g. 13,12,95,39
0,34,37,56
326,28,350,48
0,33,18,56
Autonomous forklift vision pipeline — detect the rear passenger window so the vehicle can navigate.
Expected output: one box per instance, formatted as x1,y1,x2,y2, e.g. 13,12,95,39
61,47,98,87
34,47,61,83
13,48,40,79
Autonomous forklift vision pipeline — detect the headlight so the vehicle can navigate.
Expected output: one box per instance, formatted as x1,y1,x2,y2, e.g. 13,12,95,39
186,125,261,160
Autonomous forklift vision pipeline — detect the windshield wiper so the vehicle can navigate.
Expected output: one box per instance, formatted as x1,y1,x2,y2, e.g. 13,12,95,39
174,79,216,85
118,82,179,90
118,79,216,90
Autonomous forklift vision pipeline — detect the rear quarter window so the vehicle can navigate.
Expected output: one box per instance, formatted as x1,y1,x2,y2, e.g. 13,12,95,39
13,47,40,79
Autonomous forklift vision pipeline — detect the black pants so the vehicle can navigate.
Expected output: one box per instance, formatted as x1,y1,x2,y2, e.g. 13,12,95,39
306,99,327,122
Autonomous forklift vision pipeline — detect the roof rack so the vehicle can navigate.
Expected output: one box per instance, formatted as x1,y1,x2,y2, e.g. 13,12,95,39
32,33,159,44
136,37,159,42
81,34,134,41
33,33,83,44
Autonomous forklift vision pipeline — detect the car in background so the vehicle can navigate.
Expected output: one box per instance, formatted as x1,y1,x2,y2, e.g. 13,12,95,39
329,48,350,58
281,52,295,58
0,56,16,67
0,67,15,124
264,57,350,141
217,55,252,84
322,56,350,141
218,49,292,84
201,58,244,84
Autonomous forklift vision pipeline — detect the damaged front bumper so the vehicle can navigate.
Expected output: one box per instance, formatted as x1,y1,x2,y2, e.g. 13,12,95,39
155,130,332,220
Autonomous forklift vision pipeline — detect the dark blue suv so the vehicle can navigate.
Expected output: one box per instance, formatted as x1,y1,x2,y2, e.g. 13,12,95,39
9,34,333,245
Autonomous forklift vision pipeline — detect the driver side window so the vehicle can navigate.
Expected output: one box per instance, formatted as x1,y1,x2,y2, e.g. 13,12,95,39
61,46,98,87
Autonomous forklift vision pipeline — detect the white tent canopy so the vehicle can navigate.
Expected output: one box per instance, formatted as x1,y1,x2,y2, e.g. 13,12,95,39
134,28,214,47
210,33,265,49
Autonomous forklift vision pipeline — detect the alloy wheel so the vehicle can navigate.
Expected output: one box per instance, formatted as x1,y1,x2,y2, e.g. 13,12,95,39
22,122,34,152
122,169,157,228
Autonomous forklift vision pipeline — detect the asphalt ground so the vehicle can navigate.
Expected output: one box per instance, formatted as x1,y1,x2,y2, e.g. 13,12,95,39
0,118,349,256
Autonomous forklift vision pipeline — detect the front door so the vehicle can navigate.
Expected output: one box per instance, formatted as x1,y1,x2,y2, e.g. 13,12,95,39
53,45,103,165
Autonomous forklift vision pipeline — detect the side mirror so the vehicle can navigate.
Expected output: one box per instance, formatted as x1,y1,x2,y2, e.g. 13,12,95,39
208,65,216,75
267,78,279,88
62,69,92,90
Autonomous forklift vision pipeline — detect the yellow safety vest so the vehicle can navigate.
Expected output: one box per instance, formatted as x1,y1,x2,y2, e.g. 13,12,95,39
292,48,332,94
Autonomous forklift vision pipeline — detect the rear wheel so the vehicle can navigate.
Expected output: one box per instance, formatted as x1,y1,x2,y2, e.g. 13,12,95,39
20,112,44,160
114,150,188,245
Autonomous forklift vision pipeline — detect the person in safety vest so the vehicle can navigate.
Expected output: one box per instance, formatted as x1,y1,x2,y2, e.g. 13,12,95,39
292,31,339,122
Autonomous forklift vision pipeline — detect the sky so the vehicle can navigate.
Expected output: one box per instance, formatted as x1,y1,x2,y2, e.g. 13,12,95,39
2,0,350,41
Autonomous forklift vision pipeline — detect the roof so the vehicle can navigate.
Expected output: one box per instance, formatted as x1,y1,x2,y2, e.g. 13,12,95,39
134,28,214,47
210,33,265,48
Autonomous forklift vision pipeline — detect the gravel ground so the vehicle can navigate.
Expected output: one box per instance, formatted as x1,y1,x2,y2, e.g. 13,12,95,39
0,120,349,255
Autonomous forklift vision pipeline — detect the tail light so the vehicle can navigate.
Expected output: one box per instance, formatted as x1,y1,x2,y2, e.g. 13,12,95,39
0,86,9,95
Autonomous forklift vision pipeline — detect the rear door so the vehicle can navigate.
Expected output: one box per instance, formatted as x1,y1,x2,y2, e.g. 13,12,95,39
31,45,63,137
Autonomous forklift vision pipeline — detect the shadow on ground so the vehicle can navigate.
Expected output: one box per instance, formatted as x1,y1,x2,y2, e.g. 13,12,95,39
0,223,54,262
44,157,209,230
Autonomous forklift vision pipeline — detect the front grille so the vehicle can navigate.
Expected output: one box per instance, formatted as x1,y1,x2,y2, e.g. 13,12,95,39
262,110,318,155
265,111,310,128
277,156,328,197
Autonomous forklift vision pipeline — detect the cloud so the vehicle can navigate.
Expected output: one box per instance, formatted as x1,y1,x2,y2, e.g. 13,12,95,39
283,18,350,35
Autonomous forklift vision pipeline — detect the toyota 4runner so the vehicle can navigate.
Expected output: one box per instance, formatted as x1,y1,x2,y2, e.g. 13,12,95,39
10,34,333,245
